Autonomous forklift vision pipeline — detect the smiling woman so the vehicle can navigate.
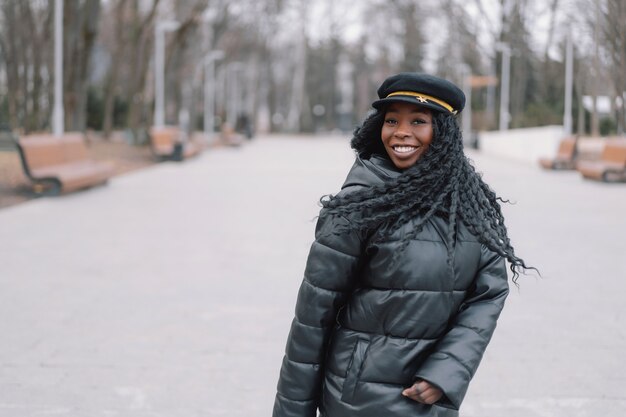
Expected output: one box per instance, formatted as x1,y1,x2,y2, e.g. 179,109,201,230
273,72,533,417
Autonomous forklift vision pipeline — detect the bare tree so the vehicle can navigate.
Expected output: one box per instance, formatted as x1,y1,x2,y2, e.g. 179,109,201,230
542,0,561,62
286,0,310,132
389,0,425,72
101,0,130,138
0,1,52,133
123,0,160,138
63,0,101,132
600,0,626,134
435,0,484,82
496,0,540,128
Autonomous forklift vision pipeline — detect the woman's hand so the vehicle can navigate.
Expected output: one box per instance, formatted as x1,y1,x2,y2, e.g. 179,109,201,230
402,379,443,405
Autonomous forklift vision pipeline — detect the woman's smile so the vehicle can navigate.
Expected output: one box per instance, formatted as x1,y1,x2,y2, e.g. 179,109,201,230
392,145,421,153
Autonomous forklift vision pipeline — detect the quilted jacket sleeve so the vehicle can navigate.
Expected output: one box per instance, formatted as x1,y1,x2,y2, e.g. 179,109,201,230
273,209,364,417
414,244,509,410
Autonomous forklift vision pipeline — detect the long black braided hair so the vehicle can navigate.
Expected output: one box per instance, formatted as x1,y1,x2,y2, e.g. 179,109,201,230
321,108,532,282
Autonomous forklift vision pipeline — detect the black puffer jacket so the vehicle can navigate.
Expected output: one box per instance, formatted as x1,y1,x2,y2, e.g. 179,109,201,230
273,154,508,417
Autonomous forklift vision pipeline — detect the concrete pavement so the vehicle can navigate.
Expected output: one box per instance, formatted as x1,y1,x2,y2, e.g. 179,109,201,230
0,135,625,417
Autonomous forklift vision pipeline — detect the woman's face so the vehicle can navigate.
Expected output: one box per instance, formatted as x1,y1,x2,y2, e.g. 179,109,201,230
381,102,434,170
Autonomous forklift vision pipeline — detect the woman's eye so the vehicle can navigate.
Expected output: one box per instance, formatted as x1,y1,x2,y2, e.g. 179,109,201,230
412,119,426,125
385,119,397,125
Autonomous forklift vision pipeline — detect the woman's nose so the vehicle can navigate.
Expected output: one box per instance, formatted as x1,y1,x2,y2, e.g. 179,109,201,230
394,122,410,138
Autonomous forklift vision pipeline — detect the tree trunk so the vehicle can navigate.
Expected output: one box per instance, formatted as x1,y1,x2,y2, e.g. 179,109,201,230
286,1,308,132
102,0,130,138
0,2,20,131
542,0,560,62
76,0,101,132
20,2,41,132
591,0,601,137
124,0,160,138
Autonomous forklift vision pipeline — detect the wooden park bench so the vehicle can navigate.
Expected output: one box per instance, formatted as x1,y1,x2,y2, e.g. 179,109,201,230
539,136,578,170
576,139,626,182
14,133,114,195
149,126,203,161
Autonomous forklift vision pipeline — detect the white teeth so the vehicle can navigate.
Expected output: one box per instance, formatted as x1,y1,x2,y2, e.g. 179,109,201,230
393,146,418,153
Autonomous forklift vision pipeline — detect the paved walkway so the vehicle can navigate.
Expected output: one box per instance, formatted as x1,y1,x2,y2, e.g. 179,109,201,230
0,135,624,417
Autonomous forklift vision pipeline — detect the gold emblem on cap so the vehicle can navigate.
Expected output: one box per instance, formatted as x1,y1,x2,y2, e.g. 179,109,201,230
415,96,427,103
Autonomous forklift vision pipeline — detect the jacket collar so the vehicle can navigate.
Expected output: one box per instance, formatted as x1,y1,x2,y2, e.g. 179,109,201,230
342,153,402,189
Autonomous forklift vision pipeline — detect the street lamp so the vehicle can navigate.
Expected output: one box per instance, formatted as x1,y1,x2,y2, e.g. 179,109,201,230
154,20,180,128
495,42,511,131
53,0,64,137
226,61,242,127
563,31,574,136
204,50,224,139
